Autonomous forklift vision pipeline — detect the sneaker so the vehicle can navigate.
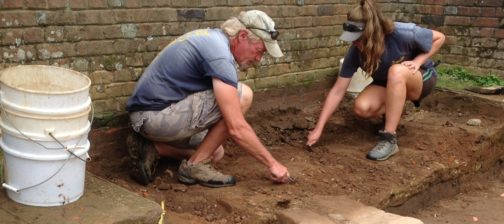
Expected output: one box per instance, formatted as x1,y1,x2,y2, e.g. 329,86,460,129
366,130,399,161
126,131,159,185
178,159,236,188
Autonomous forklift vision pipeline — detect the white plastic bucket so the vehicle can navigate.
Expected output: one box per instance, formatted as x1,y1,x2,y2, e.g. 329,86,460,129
0,65,91,116
339,58,373,94
0,65,92,207
0,106,91,140
1,140,89,206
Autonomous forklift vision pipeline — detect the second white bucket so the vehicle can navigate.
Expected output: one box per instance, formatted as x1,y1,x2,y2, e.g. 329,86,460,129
0,65,92,207
1,140,90,206
339,58,373,94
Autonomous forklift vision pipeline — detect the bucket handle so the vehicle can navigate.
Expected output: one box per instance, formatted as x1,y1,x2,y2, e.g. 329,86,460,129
48,132,91,162
2,155,69,193
0,102,94,192
0,101,95,157
1,151,90,193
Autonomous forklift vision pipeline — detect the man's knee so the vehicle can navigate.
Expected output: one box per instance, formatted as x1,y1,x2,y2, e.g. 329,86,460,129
240,83,253,113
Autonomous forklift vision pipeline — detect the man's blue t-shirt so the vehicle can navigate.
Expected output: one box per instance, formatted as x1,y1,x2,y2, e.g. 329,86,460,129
126,28,238,112
340,22,434,83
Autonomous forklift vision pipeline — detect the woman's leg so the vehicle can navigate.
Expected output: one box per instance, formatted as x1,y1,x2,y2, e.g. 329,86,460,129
366,64,423,161
384,64,423,133
354,85,387,119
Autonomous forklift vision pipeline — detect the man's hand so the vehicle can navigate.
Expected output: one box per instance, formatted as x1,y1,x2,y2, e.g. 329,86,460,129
212,78,291,182
269,161,290,183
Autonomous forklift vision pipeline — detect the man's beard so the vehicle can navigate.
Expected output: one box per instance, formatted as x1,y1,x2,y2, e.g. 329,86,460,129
238,61,260,71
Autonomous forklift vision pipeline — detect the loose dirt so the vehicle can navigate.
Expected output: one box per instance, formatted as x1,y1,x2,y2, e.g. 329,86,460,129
87,87,504,224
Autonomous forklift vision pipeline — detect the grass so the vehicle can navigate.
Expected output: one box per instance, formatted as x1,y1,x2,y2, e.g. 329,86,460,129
436,65,504,90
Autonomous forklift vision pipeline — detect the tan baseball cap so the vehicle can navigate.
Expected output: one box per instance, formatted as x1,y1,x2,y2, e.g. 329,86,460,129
238,10,284,58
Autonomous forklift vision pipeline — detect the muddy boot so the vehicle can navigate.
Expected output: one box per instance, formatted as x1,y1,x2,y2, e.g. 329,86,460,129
126,132,159,185
366,130,399,161
178,159,236,188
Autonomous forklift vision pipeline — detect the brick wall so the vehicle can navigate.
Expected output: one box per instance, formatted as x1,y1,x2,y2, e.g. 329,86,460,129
0,0,503,116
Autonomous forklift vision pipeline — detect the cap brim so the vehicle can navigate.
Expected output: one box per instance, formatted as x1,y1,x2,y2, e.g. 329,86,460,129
264,40,284,58
339,31,362,42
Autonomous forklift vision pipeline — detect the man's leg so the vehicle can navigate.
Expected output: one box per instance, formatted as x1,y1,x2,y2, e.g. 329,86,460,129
188,83,253,163
177,84,254,187
154,83,252,163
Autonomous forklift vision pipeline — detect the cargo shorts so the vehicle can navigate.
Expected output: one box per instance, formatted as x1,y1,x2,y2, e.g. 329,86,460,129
129,83,243,149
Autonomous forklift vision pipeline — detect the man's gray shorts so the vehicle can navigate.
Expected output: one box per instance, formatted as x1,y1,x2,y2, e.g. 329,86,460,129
129,83,243,149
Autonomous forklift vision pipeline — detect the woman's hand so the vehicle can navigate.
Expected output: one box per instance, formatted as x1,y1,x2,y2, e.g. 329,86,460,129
401,60,419,74
307,127,323,147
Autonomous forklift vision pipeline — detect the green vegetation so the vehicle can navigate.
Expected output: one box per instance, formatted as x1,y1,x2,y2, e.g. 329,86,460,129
436,66,504,90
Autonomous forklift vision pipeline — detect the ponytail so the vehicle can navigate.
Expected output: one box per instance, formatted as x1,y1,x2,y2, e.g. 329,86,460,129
348,0,394,76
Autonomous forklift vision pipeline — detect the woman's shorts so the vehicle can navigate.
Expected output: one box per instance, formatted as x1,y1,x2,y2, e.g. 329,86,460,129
370,67,437,107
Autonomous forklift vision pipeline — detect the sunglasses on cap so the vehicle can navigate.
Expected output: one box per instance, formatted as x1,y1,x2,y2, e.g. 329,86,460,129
246,26,280,40
343,22,364,32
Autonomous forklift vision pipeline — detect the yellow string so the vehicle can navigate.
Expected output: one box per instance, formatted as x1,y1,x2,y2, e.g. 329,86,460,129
158,200,166,224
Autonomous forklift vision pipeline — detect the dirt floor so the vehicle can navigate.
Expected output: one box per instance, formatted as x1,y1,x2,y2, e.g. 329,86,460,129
87,85,504,224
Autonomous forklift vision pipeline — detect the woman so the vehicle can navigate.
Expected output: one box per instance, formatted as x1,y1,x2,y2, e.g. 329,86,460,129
307,0,445,161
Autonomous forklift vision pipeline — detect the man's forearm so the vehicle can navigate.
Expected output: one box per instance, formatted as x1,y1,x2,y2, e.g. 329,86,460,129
229,124,277,168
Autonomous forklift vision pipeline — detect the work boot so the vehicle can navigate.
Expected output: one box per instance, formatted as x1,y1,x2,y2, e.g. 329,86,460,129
366,130,399,161
126,131,159,185
178,159,236,188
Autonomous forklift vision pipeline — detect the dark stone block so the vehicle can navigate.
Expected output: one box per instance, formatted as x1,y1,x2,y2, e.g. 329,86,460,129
177,9,206,21
317,5,335,16
421,15,445,26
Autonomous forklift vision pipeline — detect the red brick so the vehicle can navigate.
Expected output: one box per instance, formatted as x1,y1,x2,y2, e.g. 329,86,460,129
46,11,76,25
475,0,502,7
0,0,24,8
102,26,123,39
45,26,65,42
88,0,108,9
25,0,48,9
36,43,76,59
47,0,68,9
123,0,142,8
155,0,172,7
417,5,444,15
81,26,105,40
446,0,474,6
0,11,38,27
480,8,496,17
495,29,504,39
458,7,480,16
64,26,84,42
142,0,156,7
69,0,88,9
472,17,499,27
0,29,22,46
75,40,116,56
421,0,447,4
23,27,45,43
444,16,471,26
76,10,114,25
470,27,495,37
497,8,504,17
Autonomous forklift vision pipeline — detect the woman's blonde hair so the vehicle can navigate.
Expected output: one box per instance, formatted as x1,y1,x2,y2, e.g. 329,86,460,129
348,0,394,76
220,17,261,41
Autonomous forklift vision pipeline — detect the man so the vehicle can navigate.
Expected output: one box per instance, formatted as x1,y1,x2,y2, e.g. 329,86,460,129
125,10,291,188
